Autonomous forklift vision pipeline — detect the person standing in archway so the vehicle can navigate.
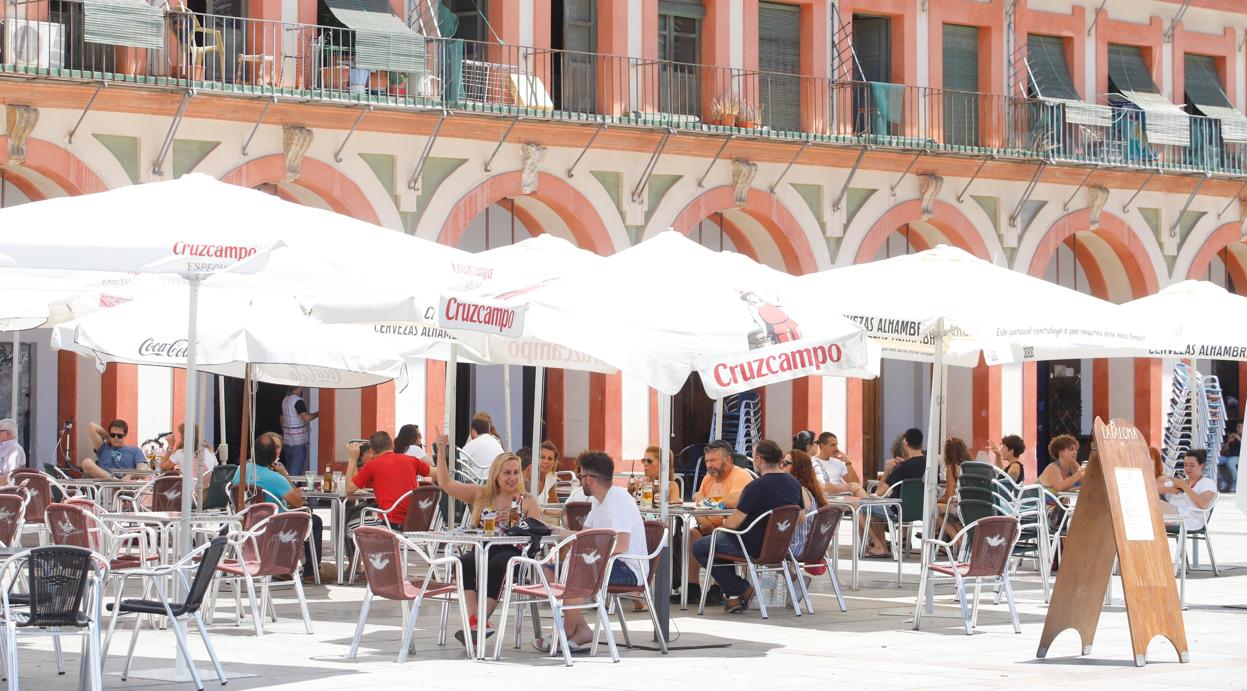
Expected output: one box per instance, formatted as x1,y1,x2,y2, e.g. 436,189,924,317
281,386,318,476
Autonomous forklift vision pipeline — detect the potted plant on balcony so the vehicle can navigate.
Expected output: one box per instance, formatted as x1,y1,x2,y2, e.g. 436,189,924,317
721,95,739,127
707,98,725,126
737,103,760,129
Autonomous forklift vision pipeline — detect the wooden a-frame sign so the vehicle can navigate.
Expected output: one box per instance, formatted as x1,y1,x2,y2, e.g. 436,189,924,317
1037,417,1189,667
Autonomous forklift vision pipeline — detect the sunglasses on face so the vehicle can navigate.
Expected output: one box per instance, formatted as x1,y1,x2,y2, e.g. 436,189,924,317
641,458,655,465
782,460,793,467
109,432,125,440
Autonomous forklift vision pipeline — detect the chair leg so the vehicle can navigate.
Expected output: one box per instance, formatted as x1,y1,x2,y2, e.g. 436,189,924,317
792,563,814,615
970,581,983,628
551,605,573,667
1203,533,1221,576
781,566,802,617
912,565,928,631
491,572,516,661
826,559,847,613
52,634,64,674
167,615,204,691
261,583,276,623
437,598,450,646
954,576,973,636
397,597,421,664
291,576,314,634
614,596,632,648
1001,575,1022,634
697,548,714,615
242,574,263,637
349,590,373,660
746,563,767,619
641,582,668,654
455,588,474,659
121,614,142,680
5,623,16,691
191,613,227,684
349,549,360,586
597,600,620,663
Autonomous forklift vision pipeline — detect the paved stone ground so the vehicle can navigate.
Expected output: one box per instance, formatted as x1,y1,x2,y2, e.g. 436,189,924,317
9,497,1246,690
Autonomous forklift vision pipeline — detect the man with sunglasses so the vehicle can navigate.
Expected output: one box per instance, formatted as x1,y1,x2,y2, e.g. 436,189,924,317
82,419,146,479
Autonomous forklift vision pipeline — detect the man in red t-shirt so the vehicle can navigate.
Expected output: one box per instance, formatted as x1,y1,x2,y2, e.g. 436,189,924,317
345,430,427,527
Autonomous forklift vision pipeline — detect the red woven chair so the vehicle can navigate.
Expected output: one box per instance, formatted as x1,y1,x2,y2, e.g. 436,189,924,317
561,501,591,531
46,502,159,615
349,484,444,585
204,502,278,626
789,505,847,614
64,497,101,515
0,492,27,547
11,470,63,543
215,511,314,637
608,519,669,653
348,526,472,662
913,515,1022,635
698,504,802,619
493,529,619,666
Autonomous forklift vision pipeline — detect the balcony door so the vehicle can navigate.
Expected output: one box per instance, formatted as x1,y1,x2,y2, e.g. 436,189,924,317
851,14,892,135
758,1,802,133
551,0,597,113
942,23,981,147
658,0,702,118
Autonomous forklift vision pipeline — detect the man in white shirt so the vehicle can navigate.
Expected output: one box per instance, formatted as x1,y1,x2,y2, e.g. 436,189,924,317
812,432,862,495
541,451,649,652
0,418,27,484
460,414,505,475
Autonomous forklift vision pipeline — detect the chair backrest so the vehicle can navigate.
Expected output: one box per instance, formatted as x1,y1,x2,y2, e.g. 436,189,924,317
238,502,279,562
957,497,1002,526
46,502,97,551
793,505,844,564
961,515,1021,578
402,484,442,532
182,536,229,614
560,529,617,600
642,520,667,583
151,474,185,512
12,471,52,524
897,479,925,523
562,501,591,531
752,505,802,565
202,465,237,510
0,493,26,547
353,526,410,600
251,511,311,577
22,546,94,628
64,497,101,515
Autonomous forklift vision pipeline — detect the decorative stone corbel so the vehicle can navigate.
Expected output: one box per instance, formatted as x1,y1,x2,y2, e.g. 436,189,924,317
731,159,757,207
5,105,38,165
1087,186,1109,230
521,142,546,195
282,125,313,182
918,174,943,220
1240,198,1247,239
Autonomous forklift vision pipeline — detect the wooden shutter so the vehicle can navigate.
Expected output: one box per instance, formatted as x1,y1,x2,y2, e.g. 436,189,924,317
1026,34,1079,101
560,0,597,114
852,15,891,83
758,2,802,133
942,23,980,147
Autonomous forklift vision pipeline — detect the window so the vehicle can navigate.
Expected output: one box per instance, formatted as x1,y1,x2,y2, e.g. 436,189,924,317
658,0,702,116
1107,44,1189,147
758,1,802,132
1184,54,1247,144
943,23,980,147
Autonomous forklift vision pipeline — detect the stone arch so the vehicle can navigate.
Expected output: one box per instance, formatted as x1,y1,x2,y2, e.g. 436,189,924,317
1022,209,1161,298
849,199,999,262
0,137,110,199
436,171,619,254
1178,220,1247,286
669,186,819,274
220,155,381,225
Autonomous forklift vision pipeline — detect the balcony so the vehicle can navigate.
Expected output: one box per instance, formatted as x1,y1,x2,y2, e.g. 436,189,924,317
2,1,1244,179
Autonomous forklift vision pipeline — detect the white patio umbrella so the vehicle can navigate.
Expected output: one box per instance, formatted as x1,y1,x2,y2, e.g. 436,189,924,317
798,244,1177,579
0,174,471,567
438,231,876,639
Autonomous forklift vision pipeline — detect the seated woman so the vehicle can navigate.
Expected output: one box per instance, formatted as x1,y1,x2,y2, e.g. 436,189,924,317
781,449,824,558
994,435,1027,484
628,445,682,504
1038,434,1084,493
159,423,219,476
937,437,972,540
432,436,542,642
1158,449,1218,532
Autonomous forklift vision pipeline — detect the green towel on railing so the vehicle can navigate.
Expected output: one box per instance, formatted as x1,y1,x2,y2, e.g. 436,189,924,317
868,81,904,135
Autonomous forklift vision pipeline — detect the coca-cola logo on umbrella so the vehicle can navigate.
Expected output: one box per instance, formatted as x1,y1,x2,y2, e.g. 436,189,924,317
139,338,188,359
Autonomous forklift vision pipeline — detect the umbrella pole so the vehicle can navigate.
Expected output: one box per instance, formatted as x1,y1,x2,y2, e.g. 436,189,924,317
503,365,513,452
918,321,945,618
216,375,228,463
445,345,458,519
9,331,17,434
655,391,672,647
712,397,723,442
179,277,200,556
531,366,544,495
236,364,252,509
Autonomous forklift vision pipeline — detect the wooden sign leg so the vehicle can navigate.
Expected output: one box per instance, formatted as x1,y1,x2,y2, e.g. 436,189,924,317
1037,460,1115,658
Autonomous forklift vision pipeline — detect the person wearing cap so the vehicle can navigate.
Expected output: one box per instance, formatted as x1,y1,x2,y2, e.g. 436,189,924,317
0,418,26,484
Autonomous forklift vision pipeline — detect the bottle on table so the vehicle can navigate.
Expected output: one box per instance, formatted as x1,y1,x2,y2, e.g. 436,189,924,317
323,467,334,494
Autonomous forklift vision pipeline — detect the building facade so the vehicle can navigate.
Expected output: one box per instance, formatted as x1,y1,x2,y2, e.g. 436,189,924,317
2,0,1245,478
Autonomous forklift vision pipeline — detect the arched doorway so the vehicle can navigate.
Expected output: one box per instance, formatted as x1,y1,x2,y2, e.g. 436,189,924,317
1184,223,1247,424
436,171,620,459
1024,210,1162,470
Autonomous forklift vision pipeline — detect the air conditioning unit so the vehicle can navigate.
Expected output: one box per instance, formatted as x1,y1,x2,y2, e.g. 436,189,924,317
4,19,65,69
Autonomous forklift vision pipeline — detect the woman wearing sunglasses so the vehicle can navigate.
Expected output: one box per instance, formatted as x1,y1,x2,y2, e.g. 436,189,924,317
628,445,681,504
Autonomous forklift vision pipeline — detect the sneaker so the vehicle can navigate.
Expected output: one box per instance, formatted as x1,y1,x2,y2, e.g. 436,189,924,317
704,586,724,606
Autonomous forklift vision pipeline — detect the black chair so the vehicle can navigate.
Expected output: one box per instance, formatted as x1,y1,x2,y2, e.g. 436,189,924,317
102,536,229,689
675,443,707,501
0,545,107,691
